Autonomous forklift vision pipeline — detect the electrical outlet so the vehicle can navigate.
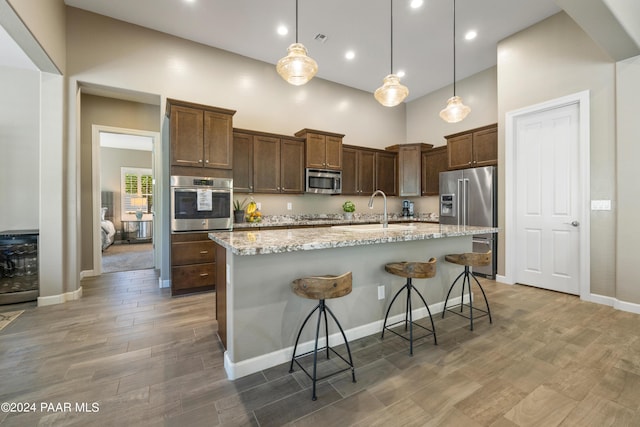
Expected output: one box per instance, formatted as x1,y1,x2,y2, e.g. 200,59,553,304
256,202,261,210
287,202,292,211
377,285,385,300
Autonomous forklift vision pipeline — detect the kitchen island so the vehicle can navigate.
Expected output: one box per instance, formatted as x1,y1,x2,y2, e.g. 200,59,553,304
209,223,498,380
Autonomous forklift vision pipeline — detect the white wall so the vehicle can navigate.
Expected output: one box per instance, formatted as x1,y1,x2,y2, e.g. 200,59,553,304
615,54,640,303
0,66,39,231
406,66,498,146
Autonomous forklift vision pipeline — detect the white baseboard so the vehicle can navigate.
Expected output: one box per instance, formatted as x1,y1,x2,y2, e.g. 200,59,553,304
588,293,640,315
80,270,97,279
38,287,83,306
495,274,513,285
223,296,462,380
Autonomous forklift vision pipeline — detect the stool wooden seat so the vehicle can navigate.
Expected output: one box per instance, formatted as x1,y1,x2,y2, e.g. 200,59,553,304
289,272,356,400
442,251,493,330
381,258,437,355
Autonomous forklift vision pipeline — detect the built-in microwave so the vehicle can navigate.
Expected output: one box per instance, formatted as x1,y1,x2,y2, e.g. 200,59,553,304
170,176,233,232
305,168,342,195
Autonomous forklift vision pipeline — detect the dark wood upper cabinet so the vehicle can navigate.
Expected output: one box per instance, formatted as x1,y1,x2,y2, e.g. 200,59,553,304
446,123,497,170
295,129,344,170
421,146,448,196
233,129,304,194
167,99,235,171
385,143,433,197
376,151,397,196
342,145,397,196
280,138,305,193
252,135,281,193
342,147,358,195
232,132,254,193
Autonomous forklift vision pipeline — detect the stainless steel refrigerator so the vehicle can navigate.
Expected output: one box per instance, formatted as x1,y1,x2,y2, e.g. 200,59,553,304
439,166,497,278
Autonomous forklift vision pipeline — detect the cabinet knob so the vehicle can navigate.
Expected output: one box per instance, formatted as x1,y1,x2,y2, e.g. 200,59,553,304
199,273,209,277
199,250,209,254
205,160,209,163
199,159,203,163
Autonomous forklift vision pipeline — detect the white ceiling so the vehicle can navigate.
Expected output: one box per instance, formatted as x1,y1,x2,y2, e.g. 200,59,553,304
61,0,562,101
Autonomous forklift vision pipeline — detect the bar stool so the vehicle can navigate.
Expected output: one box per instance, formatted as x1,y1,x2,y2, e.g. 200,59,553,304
289,272,356,401
381,258,437,355
442,251,493,330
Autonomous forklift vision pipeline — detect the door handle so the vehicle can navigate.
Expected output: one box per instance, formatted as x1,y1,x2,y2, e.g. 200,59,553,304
564,220,580,227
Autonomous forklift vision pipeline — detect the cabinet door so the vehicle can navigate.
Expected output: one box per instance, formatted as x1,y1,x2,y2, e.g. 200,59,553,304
376,151,397,196
232,132,253,193
306,133,326,168
472,126,498,167
253,135,281,193
357,150,375,194
447,133,473,170
398,145,421,196
325,135,343,170
170,105,203,167
341,147,358,195
422,146,448,196
204,111,233,169
280,138,305,193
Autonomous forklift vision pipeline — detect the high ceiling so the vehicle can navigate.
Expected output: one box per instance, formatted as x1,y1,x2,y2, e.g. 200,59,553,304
4,0,563,101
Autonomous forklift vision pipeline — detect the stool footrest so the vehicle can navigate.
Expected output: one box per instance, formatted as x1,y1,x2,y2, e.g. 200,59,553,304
383,320,435,344
443,303,490,321
291,346,354,383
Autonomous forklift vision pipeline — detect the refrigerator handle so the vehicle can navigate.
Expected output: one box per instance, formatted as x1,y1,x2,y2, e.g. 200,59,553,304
463,178,469,226
457,179,463,226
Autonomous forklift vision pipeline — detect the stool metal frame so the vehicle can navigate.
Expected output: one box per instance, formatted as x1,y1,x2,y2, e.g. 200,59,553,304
381,258,437,356
289,272,356,401
442,252,493,331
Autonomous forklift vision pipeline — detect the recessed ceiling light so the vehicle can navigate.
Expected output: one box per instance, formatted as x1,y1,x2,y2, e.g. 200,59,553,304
345,50,355,60
397,70,406,78
277,25,288,36
465,30,477,40
410,0,424,9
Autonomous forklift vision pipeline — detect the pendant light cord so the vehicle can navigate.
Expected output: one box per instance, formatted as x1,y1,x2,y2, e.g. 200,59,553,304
295,0,299,43
390,0,394,75
453,0,456,96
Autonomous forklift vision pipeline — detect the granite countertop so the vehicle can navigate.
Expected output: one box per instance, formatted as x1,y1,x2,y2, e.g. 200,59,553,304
232,212,439,229
209,223,498,256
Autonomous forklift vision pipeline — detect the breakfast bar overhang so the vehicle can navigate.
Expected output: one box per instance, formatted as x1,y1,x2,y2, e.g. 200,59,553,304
209,223,498,380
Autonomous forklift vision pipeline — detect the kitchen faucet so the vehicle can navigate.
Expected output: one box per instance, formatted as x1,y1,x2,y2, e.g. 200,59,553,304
368,190,388,228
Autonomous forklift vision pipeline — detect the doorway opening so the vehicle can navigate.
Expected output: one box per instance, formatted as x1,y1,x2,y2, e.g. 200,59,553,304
93,127,160,275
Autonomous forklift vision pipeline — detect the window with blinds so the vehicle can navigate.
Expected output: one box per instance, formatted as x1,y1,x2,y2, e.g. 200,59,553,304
121,167,152,216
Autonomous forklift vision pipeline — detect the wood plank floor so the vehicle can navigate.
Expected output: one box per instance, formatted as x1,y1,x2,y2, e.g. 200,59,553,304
1,269,640,426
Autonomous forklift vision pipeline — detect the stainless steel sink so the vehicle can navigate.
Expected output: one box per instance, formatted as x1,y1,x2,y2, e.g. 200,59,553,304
331,223,416,232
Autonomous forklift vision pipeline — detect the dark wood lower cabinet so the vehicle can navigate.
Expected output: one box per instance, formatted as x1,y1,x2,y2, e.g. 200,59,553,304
171,233,215,296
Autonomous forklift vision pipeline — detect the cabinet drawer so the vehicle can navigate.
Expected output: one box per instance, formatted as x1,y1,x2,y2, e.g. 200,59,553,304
172,263,215,290
172,241,215,266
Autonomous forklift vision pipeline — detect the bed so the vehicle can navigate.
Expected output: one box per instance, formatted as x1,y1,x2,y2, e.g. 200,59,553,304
101,191,116,251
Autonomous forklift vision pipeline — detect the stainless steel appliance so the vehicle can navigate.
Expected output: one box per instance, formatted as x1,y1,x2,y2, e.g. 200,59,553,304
170,176,233,232
305,168,342,194
0,230,38,304
439,166,497,278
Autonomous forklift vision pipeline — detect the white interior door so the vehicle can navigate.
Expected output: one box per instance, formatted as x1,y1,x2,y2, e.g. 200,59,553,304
515,103,580,294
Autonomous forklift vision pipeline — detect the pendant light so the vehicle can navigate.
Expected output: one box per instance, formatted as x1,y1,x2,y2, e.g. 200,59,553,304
440,0,470,123
374,0,409,107
276,0,318,86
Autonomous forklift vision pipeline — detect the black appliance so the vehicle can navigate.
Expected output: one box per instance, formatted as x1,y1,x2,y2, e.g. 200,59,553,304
0,230,39,304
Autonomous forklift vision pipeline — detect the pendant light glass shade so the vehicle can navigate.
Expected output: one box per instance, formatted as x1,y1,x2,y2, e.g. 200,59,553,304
276,42,318,85
374,74,409,107
375,0,408,107
439,95,471,123
440,0,470,123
